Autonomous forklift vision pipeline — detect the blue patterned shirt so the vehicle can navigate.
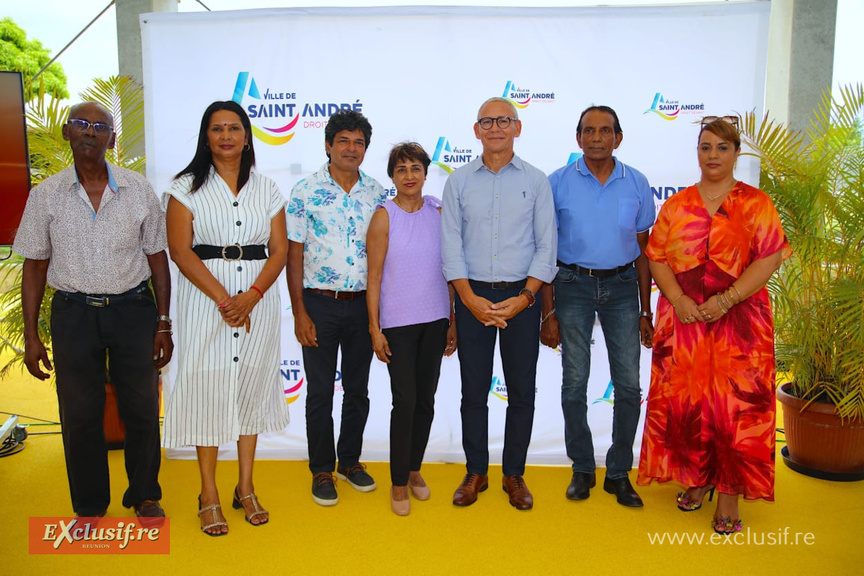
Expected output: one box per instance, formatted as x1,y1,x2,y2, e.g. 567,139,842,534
286,163,386,291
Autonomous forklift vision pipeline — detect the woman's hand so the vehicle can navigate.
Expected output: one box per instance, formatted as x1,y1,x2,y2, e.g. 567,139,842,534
371,330,391,363
444,321,457,357
674,295,705,325
219,290,260,328
696,294,726,324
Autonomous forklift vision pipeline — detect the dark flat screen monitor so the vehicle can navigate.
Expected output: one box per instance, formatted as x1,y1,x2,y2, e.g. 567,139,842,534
0,71,31,246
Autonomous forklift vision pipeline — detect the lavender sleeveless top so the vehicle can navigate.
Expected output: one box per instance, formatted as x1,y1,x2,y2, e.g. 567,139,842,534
379,196,450,330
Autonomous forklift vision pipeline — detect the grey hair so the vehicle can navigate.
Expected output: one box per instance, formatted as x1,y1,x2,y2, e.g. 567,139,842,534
477,97,518,121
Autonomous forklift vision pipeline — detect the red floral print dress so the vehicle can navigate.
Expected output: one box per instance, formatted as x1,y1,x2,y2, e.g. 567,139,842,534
637,182,790,500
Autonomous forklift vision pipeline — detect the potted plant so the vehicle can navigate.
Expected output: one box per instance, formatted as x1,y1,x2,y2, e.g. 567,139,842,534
739,83,864,480
0,76,148,448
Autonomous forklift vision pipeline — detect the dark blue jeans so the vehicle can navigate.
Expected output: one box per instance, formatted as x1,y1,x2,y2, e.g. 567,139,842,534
554,265,642,479
51,291,162,515
302,290,373,475
456,282,541,477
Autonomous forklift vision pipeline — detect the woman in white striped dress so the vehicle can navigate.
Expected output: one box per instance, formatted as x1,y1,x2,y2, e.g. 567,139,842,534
163,101,290,536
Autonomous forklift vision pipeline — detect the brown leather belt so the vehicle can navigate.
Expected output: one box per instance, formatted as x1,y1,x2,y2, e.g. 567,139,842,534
307,288,366,301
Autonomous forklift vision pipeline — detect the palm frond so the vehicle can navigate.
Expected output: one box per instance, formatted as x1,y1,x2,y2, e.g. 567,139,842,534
79,75,145,170
740,82,864,423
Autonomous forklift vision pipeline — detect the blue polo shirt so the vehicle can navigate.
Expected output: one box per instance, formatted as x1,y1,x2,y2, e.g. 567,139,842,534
548,156,655,269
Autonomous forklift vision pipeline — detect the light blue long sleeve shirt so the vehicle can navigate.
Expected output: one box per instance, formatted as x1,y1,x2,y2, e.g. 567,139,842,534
441,155,558,284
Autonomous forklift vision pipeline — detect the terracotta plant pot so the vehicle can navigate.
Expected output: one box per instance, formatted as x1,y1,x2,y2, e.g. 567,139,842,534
777,382,864,477
103,379,163,451
103,383,126,450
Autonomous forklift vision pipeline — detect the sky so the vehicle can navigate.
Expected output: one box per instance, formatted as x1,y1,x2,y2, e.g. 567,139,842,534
3,0,862,102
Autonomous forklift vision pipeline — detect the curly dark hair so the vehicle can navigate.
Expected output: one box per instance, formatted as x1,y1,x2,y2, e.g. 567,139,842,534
324,109,372,158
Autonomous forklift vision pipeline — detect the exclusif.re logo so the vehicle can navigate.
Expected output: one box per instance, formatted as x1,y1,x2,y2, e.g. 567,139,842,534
29,517,170,555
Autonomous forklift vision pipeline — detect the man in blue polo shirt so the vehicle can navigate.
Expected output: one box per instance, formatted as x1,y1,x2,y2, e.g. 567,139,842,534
540,105,654,507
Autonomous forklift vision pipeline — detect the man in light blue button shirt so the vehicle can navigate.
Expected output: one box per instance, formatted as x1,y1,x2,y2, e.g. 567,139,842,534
540,105,655,508
442,97,557,510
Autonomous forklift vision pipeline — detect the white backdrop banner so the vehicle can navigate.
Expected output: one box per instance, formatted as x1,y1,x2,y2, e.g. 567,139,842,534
142,4,769,465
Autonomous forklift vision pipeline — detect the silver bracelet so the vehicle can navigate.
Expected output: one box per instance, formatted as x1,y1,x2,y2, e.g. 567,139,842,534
541,308,556,323
156,329,173,335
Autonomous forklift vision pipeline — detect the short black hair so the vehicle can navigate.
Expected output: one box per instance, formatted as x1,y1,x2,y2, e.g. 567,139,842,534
576,105,623,135
387,142,431,178
324,109,372,157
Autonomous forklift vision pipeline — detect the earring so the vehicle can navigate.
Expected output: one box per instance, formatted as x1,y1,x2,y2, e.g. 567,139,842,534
243,143,250,151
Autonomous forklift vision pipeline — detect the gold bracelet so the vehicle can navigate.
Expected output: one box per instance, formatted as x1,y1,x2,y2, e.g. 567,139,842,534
722,291,735,310
670,293,686,308
715,293,728,314
718,292,730,312
730,284,742,303
541,308,556,323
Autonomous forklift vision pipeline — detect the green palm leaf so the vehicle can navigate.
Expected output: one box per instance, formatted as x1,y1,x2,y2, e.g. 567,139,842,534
740,83,864,422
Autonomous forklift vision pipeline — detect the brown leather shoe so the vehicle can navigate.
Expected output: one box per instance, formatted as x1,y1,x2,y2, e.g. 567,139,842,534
452,473,488,506
133,499,166,527
503,475,533,510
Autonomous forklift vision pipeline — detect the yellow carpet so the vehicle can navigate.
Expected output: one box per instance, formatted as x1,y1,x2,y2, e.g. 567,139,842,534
1,361,862,575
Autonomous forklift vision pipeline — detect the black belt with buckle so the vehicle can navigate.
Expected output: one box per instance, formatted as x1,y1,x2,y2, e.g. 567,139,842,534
307,288,366,301
469,279,527,290
57,280,150,307
557,260,634,278
192,244,267,261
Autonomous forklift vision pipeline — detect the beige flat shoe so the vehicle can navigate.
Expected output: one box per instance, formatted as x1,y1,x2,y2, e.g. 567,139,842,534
391,486,410,516
408,476,431,501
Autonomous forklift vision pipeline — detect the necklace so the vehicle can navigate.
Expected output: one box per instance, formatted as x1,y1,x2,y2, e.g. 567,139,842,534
393,196,422,213
699,180,736,201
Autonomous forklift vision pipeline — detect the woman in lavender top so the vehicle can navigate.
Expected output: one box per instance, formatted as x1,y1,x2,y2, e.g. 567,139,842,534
366,142,457,516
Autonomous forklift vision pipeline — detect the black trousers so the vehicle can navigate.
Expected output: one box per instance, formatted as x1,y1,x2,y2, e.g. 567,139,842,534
302,290,373,475
50,291,162,515
383,318,448,485
456,283,541,477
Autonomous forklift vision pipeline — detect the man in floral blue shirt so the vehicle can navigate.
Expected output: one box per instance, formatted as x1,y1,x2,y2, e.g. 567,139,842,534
286,110,386,506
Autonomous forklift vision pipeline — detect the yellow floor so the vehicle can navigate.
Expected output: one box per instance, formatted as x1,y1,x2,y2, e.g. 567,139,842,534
1,362,863,575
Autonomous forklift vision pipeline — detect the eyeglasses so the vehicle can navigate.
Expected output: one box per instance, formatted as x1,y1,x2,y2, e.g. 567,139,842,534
701,115,739,128
67,118,113,135
477,116,516,130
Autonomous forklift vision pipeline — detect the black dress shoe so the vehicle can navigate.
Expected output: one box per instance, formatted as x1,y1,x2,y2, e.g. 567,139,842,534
565,471,596,500
603,476,644,507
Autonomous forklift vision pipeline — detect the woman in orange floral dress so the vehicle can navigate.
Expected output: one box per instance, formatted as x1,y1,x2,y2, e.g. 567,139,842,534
637,117,790,534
